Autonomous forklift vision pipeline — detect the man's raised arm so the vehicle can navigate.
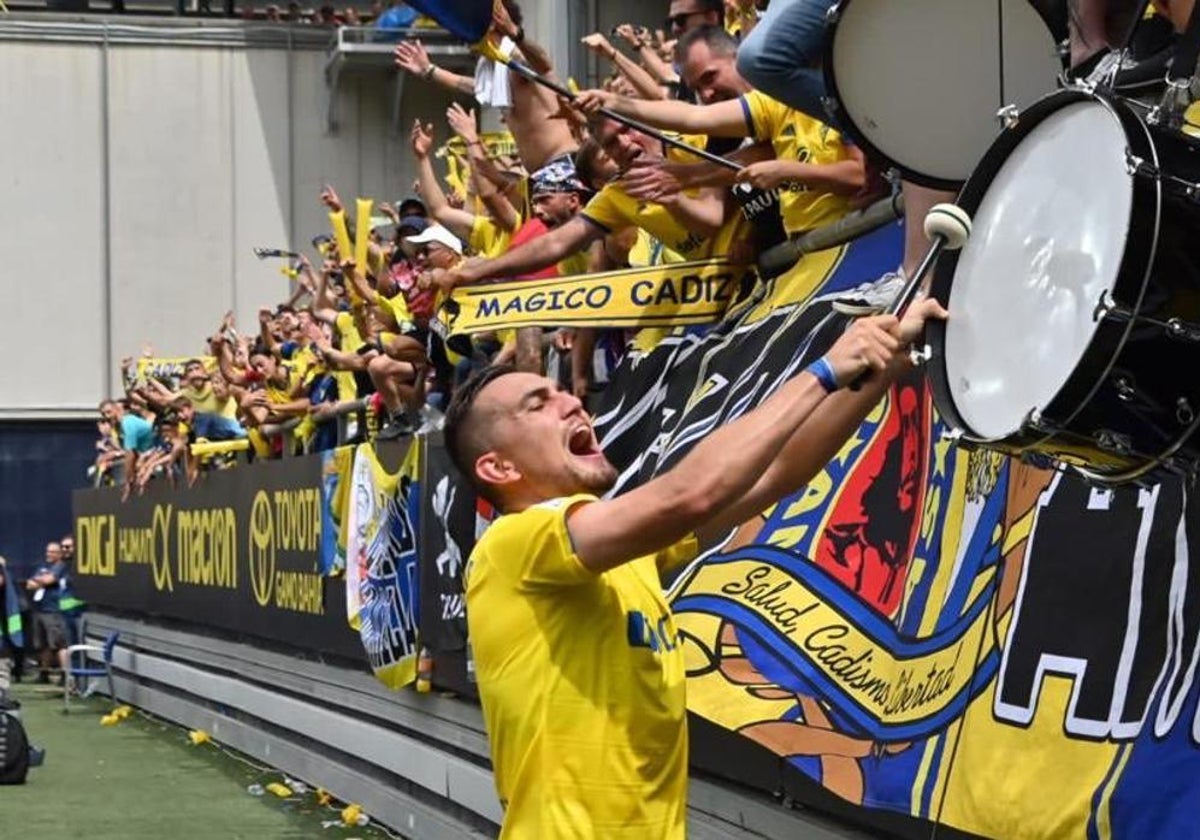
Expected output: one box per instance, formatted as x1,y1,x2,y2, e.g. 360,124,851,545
437,215,601,290
567,299,948,573
575,88,748,138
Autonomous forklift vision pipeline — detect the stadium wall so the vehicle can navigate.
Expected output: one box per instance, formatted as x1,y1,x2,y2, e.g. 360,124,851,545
0,16,460,415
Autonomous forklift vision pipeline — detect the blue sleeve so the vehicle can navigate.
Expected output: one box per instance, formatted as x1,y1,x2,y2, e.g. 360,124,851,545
120,416,136,449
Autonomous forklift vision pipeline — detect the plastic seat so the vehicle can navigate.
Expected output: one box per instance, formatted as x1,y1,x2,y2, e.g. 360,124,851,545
63,631,119,714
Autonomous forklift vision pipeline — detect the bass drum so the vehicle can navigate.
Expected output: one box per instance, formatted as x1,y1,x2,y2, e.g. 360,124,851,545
824,0,1063,189
927,88,1200,484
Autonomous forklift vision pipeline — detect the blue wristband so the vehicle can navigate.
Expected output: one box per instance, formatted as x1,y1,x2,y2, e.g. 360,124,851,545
806,356,839,393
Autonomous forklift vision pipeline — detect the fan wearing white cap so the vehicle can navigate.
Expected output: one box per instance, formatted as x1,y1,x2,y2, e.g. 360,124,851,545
371,223,468,442
406,223,466,257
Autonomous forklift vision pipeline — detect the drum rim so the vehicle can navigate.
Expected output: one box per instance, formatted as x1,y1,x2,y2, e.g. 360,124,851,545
821,0,1059,192
927,87,1161,458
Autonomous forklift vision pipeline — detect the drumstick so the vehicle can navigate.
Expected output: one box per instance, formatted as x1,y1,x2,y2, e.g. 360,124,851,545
502,58,744,172
848,203,972,391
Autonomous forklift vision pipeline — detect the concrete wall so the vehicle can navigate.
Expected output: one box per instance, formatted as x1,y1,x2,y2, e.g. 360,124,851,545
0,19,459,414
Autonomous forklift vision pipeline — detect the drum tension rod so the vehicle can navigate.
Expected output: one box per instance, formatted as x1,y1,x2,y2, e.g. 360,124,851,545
1125,149,1200,201
1094,292,1200,341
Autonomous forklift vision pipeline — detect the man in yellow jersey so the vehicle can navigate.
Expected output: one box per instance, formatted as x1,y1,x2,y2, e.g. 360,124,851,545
575,25,866,240
427,116,745,292
445,297,947,838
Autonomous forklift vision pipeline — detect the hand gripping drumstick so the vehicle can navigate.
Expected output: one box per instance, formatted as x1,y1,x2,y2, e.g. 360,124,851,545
849,203,972,390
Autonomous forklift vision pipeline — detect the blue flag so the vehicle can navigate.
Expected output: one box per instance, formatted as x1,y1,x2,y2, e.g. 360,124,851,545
3,574,23,651
402,0,492,42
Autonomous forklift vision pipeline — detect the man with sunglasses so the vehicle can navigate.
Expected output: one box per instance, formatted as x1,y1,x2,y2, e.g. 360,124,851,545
665,0,723,35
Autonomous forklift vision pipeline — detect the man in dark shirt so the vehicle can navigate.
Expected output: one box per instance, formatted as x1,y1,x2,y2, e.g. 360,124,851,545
26,542,68,685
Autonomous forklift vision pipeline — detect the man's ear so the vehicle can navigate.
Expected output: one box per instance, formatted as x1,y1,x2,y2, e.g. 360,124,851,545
475,451,522,490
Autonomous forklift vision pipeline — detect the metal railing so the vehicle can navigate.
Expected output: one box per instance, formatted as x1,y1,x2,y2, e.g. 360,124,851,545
256,398,372,457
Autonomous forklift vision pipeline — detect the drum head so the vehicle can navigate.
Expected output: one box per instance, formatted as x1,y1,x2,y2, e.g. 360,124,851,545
940,98,1135,440
826,0,1061,188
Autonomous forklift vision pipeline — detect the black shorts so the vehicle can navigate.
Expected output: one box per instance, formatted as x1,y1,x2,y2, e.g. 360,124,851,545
33,612,68,651
353,370,376,399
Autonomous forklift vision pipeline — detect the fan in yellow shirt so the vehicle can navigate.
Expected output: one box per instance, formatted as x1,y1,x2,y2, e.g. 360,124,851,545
574,25,865,237
430,118,750,294
446,295,947,837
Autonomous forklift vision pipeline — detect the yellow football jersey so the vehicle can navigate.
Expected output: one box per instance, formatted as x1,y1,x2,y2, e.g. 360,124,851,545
740,89,855,234
469,214,515,259
581,183,752,265
465,494,697,839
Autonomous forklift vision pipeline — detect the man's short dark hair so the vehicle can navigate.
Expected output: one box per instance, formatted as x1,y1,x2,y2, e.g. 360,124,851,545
398,197,427,218
574,137,609,192
444,365,515,508
675,23,738,64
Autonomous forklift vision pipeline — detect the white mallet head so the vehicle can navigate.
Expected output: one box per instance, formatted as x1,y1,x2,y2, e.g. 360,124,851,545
923,203,972,251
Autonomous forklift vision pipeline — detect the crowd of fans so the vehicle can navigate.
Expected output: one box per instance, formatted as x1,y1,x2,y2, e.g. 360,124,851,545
94,0,893,501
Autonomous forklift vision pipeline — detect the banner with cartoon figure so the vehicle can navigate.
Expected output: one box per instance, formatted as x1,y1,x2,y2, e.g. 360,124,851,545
595,219,1200,839
344,442,422,690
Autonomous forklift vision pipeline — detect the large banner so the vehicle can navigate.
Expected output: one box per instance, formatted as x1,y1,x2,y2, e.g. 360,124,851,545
595,220,1200,840
417,434,472,655
344,442,422,689
72,457,364,662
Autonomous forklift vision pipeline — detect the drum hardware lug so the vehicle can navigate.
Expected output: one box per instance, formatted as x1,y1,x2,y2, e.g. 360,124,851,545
996,104,1020,130
1024,408,1058,435
1095,429,1134,455
1147,75,1193,130
909,343,932,367
940,427,968,447
1112,374,1137,403
1093,291,1122,323
1165,317,1200,342
1125,149,1157,180
1178,398,1196,426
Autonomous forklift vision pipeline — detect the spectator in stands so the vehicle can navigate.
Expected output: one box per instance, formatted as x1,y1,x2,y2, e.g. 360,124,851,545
316,4,339,24
91,418,124,486
375,0,417,34
26,542,68,686
446,299,947,839
734,0,956,314
666,0,723,35
148,358,246,442
133,404,190,491
576,27,865,251
397,196,427,219
100,399,159,500
427,117,745,292
395,1,581,373
395,2,578,179
371,223,467,438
